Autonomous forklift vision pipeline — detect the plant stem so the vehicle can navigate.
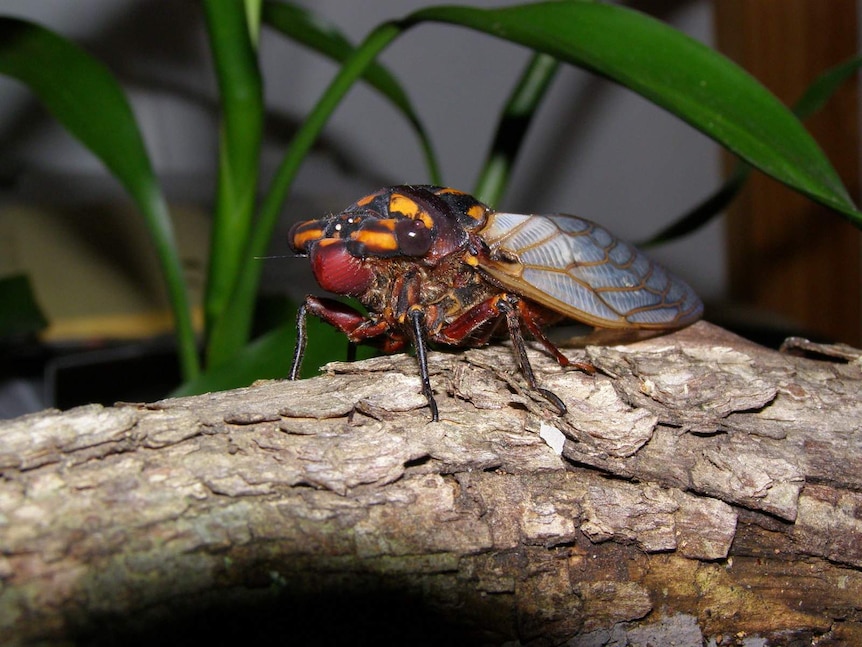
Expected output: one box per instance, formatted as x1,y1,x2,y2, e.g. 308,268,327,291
206,21,404,365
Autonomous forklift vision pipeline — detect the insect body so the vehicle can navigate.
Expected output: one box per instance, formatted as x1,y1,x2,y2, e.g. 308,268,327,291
289,185,702,421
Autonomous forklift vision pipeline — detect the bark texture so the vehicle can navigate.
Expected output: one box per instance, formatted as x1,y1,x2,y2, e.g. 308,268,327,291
1,321,861,646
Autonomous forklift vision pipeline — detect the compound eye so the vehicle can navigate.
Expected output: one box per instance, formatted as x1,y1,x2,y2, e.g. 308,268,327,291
310,240,374,297
395,219,432,256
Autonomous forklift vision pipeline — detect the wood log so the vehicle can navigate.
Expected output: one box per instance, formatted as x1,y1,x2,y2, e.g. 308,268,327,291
1,321,861,646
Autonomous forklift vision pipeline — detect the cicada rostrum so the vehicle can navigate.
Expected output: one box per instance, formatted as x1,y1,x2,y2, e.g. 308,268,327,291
289,185,702,421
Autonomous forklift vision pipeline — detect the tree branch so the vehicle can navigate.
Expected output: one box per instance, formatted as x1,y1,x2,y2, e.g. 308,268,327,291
2,322,861,645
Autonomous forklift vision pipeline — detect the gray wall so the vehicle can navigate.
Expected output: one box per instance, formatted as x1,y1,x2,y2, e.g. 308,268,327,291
0,0,723,301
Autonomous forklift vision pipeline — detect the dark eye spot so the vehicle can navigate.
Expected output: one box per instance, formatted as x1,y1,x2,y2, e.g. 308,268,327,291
395,219,432,256
345,240,368,258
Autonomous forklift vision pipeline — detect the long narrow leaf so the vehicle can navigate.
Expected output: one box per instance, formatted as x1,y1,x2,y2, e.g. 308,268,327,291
641,53,862,247
244,0,263,47
408,2,861,225
641,163,750,247
202,0,265,367
0,18,199,378
473,53,559,206
173,321,296,397
262,1,441,185
793,54,862,121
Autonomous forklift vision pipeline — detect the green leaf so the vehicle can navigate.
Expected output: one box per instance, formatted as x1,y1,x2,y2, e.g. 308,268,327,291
0,17,199,378
262,1,441,185
202,0,265,367
641,53,862,247
793,54,862,121
640,163,750,247
408,2,861,225
0,274,48,339
244,0,263,48
173,322,294,397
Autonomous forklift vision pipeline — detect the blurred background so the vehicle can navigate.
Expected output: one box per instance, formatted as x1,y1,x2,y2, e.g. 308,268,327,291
1,0,859,417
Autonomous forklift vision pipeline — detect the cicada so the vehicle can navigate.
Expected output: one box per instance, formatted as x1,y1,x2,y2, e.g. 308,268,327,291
288,185,702,421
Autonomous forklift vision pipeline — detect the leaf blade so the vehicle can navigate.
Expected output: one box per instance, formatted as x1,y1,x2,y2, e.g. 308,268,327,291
473,52,560,206
0,17,199,378
409,2,860,224
641,53,862,247
201,0,265,367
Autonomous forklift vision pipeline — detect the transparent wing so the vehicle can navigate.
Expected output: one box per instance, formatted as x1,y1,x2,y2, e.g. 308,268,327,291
478,212,703,329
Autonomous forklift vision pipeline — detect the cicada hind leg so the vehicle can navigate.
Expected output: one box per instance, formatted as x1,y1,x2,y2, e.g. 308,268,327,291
495,296,568,416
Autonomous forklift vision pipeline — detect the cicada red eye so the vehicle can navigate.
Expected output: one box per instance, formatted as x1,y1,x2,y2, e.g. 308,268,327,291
310,239,374,297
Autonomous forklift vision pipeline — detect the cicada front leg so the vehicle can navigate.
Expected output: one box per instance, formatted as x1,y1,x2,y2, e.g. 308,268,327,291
289,295,443,419
289,296,405,380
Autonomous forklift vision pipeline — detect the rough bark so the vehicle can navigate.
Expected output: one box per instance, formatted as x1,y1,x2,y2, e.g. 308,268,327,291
1,321,861,646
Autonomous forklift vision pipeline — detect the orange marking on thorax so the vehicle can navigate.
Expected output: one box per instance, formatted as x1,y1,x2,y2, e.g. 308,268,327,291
390,193,434,229
467,204,486,221
352,229,399,252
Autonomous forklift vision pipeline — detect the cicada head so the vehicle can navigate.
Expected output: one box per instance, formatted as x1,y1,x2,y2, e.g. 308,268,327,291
288,186,493,298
